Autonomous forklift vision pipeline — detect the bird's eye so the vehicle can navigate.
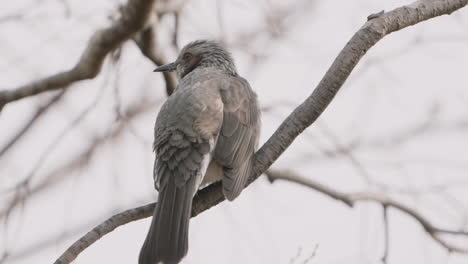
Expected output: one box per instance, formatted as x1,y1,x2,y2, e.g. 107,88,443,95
183,53,193,60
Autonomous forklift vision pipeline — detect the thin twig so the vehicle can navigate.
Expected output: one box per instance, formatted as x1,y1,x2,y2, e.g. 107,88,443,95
382,205,389,264
172,12,180,51
269,170,468,254
0,90,66,158
21,83,106,187
0,100,160,221
318,122,374,185
302,244,318,264
289,247,302,264
266,170,353,207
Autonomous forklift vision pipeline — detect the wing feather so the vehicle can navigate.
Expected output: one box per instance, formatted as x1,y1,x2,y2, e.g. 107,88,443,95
214,76,260,200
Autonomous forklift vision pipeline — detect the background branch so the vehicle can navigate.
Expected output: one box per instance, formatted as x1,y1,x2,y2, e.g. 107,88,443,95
0,90,66,158
382,205,389,264
0,0,156,111
134,26,178,95
0,99,160,221
267,170,468,254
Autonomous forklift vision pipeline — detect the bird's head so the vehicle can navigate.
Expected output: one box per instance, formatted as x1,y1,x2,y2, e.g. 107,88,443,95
154,40,237,79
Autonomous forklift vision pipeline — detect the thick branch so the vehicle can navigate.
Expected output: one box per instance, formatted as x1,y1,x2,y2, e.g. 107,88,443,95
54,0,468,263
53,204,155,264
0,0,156,111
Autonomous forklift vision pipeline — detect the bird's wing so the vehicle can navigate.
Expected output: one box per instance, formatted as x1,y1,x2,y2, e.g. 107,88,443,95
152,86,218,192
214,76,260,200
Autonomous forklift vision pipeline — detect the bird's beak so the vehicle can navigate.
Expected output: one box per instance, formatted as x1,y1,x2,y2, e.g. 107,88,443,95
153,62,177,72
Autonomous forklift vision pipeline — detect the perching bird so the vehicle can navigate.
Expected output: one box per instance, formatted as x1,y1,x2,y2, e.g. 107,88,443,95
139,40,260,264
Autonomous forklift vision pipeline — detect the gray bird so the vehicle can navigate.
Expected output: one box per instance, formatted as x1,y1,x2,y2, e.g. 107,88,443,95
139,40,260,264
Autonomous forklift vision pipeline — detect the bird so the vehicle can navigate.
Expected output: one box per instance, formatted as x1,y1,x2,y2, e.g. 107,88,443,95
139,40,261,264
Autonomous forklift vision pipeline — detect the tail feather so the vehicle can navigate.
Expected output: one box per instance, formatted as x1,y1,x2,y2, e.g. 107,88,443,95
139,178,195,264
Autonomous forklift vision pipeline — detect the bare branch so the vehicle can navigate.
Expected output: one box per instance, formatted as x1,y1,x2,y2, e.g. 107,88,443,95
268,170,468,254
298,108,468,163
0,13,25,24
0,0,157,111
0,90,66,158
132,0,189,95
382,205,389,264
317,122,374,185
20,84,106,186
172,13,180,51
266,170,353,207
53,203,155,264
289,247,302,264
0,99,159,221
302,244,318,264
133,26,178,95
53,0,468,263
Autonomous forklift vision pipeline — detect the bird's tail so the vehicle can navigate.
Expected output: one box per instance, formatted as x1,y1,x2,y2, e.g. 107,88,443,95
139,178,195,264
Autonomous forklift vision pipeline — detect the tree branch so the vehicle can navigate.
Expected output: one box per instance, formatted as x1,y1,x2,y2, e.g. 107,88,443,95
0,90,66,158
0,99,159,221
268,170,468,254
0,0,157,111
133,26,178,95
53,204,155,264
54,0,468,263
382,205,389,264
132,0,189,95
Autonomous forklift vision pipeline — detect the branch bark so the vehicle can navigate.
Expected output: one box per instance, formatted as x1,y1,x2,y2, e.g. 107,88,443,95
54,0,468,263
0,0,157,111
